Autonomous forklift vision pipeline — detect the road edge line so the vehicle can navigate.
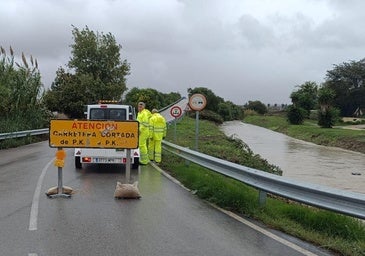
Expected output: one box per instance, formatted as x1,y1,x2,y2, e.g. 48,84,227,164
29,159,53,231
151,162,319,256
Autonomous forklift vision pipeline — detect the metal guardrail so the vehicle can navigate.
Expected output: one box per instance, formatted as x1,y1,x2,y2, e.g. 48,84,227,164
2,128,364,219
162,140,365,220
0,128,49,140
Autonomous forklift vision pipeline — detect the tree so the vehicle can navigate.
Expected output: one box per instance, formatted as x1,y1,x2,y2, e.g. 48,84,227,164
317,86,339,128
43,26,130,117
218,101,244,121
44,68,98,117
69,26,130,90
290,81,318,117
217,102,232,121
123,87,181,110
324,59,365,116
244,100,267,115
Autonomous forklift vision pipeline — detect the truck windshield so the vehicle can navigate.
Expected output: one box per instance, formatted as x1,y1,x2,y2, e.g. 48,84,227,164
90,108,127,120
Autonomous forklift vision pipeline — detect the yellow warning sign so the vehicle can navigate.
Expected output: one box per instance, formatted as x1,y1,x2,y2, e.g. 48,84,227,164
49,120,139,149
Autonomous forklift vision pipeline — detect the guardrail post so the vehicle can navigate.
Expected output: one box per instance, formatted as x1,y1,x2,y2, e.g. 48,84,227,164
185,147,190,166
258,190,267,206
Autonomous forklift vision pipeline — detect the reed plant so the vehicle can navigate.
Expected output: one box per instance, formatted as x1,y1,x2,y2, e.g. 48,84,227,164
0,46,48,132
0,46,49,149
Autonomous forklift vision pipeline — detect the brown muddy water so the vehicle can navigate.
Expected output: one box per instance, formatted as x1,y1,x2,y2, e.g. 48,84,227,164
221,121,365,194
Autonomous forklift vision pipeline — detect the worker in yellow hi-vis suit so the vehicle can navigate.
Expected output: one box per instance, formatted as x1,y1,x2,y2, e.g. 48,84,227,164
137,102,151,165
148,109,167,163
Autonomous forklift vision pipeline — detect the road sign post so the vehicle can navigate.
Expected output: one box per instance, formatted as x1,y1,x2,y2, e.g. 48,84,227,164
48,147,71,198
170,106,182,143
188,94,207,151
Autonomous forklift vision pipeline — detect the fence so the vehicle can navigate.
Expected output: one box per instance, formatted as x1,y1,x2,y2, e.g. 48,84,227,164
0,128,49,140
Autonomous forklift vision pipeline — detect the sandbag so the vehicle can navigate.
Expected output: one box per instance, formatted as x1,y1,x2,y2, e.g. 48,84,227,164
114,181,141,199
46,186,73,196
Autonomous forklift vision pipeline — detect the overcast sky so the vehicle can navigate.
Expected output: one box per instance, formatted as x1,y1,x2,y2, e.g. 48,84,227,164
1,0,365,105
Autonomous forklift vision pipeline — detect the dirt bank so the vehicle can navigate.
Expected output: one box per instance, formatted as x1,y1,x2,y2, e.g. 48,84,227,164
333,125,365,154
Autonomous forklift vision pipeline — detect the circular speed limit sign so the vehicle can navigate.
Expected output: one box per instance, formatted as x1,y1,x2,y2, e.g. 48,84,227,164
189,94,207,111
170,106,182,118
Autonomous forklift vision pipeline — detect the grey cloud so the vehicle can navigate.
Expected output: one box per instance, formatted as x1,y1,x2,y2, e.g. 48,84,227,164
2,0,365,105
236,15,275,49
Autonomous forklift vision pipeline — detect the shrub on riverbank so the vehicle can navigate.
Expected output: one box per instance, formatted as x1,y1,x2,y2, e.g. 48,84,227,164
162,116,365,256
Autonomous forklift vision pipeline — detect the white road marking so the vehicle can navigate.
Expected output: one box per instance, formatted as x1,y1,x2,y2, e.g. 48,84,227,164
151,162,319,256
212,205,318,256
28,253,38,256
29,159,53,231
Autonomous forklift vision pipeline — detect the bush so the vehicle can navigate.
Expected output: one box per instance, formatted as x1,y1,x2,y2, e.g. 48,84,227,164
244,100,268,115
309,110,318,120
244,109,258,116
318,108,340,128
287,105,306,124
189,109,224,124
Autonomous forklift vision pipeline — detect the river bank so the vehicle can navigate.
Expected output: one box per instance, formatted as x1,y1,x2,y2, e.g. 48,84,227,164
243,115,365,154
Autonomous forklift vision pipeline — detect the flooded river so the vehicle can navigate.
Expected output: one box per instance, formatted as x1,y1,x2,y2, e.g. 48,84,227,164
221,121,365,194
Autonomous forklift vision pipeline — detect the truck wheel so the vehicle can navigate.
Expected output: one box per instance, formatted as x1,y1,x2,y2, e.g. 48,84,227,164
75,156,82,169
132,157,139,169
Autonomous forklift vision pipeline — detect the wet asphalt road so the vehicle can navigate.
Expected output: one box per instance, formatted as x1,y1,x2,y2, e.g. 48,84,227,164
0,141,332,255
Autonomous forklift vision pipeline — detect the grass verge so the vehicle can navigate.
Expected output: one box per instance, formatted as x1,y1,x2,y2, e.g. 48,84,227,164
243,115,365,154
161,116,365,256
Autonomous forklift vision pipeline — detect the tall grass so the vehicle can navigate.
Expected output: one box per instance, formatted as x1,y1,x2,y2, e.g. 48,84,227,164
0,46,49,132
0,46,49,149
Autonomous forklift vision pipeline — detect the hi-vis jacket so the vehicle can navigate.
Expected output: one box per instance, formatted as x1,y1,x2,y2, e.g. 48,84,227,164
149,113,167,140
137,109,151,136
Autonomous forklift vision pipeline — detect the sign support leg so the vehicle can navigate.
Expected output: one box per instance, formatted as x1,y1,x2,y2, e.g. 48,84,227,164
49,147,71,198
195,111,199,151
126,149,131,183
174,117,177,143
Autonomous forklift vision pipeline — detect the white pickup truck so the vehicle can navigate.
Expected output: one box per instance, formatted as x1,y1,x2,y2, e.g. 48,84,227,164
74,101,140,169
